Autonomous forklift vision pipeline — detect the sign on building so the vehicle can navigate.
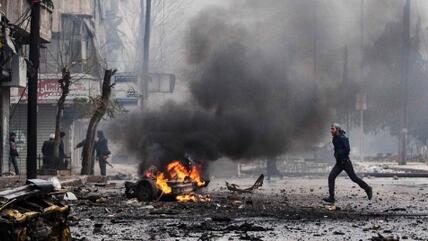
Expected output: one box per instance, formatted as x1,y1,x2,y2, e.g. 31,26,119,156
148,73,176,93
114,73,140,106
10,74,100,104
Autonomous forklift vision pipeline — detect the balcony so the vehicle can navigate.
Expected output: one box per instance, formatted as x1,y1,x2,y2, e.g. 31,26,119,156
51,0,92,33
0,0,53,42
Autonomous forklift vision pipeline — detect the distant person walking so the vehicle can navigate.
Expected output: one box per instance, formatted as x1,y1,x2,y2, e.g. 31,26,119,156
9,132,20,175
323,123,372,203
94,131,110,176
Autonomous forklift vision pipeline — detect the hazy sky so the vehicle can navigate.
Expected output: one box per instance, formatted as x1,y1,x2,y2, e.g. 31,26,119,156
111,0,428,73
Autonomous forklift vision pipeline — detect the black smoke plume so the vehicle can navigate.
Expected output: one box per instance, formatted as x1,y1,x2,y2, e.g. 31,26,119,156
110,4,330,172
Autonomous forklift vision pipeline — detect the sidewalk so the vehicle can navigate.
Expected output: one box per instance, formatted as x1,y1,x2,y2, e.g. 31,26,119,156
357,161,428,173
0,163,138,190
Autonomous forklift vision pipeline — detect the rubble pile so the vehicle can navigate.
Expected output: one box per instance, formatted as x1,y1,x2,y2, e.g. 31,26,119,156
0,179,71,241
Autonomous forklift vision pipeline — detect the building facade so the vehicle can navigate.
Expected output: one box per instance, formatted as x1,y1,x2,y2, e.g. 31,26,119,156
0,0,53,175
8,0,106,174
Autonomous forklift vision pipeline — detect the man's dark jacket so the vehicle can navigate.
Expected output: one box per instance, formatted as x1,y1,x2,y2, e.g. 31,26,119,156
95,138,110,157
42,140,55,169
332,132,350,161
42,140,55,158
9,138,19,157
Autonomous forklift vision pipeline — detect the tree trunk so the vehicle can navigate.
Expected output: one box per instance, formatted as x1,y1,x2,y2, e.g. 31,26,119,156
53,67,71,169
81,69,117,175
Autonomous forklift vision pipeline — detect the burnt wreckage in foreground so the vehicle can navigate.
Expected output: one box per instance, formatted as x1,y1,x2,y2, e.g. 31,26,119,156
125,159,209,202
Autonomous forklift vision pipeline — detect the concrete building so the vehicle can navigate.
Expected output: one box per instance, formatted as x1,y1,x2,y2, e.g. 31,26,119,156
9,0,107,174
0,0,53,175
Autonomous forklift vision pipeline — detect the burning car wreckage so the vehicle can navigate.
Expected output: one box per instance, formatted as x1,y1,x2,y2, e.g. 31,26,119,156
125,159,211,202
125,156,265,203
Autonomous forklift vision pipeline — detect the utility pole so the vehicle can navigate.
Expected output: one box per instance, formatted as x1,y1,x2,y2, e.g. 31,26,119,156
27,0,41,179
313,0,318,84
343,46,349,132
399,0,410,165
142,0,152,105
360,0,365,163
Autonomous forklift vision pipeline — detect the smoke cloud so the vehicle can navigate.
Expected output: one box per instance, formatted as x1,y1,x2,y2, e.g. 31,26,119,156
110,1,344,172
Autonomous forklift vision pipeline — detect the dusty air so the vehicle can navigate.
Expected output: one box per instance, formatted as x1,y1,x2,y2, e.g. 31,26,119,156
1,0,428,240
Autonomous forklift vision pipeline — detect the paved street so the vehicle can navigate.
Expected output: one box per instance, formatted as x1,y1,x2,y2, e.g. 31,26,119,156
69,176,428,241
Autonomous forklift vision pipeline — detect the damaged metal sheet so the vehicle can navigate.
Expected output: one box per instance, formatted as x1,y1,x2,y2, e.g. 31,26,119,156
0,179,71,241
226,174,264,193
0,179,55,202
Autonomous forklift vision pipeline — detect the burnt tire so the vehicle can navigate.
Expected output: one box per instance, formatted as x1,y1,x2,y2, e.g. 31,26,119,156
124,181,137,198
136,179,158,202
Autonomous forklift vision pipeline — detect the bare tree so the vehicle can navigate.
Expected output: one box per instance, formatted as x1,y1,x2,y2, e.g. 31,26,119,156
80,69,117,175
42,10,110,172
52,67,71,167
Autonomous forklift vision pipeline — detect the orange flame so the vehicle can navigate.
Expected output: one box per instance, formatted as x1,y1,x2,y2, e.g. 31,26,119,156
176,193,199,202
151,160,207,201
167,161,190,182
176,193,211,202
190,165,205,187
156,172,172,194
162,160,206,188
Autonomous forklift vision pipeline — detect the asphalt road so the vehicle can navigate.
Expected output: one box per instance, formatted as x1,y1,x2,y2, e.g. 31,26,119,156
69,176,428,241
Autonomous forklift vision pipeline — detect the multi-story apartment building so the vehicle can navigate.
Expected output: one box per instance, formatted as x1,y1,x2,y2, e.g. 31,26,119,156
0,0,52,175
8,0,107,174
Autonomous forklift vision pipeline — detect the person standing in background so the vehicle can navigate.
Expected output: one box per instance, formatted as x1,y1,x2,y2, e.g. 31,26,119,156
9,132,20,175
95,131,110,176
42,134,56,170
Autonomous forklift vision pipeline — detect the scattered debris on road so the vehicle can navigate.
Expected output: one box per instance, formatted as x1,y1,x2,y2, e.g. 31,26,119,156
226,174,264,193
370,233,400,241
0,179,71,241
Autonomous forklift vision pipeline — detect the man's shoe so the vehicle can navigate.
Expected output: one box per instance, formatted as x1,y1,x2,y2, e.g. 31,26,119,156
322,196,335,203
366,186,373,200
